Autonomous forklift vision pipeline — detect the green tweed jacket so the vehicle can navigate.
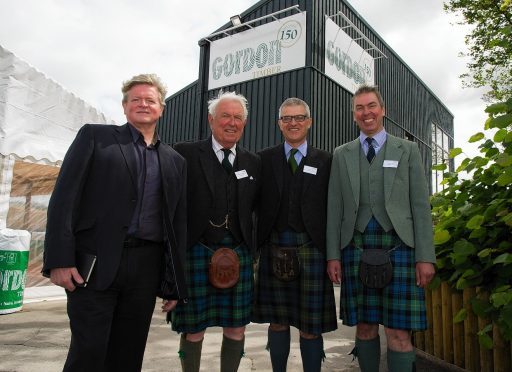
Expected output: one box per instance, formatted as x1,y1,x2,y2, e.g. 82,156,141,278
326,134,436,263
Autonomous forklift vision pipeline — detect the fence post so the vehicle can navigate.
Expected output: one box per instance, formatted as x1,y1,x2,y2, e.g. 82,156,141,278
441,282,453,363
477,288,493,372
492,323,511,372
464,287,479,371
452,290,464,368
432,285,443,359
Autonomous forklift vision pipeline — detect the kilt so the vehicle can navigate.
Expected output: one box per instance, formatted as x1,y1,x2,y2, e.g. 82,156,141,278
339,217,427,330
252,230,338,335
171,236,253,333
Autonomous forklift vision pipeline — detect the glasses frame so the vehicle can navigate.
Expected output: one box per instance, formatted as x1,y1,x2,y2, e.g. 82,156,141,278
279,115,308,123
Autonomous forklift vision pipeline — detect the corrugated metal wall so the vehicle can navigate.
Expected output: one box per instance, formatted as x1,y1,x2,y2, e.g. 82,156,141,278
158,0,454,179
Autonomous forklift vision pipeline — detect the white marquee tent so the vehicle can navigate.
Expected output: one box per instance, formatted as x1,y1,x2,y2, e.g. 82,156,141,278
0,45,114,288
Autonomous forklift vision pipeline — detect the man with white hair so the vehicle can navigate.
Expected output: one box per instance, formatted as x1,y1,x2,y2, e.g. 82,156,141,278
171,91,261,372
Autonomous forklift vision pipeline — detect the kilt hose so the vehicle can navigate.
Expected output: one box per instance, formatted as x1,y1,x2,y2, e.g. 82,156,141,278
252,230,337,335
171,237,253,333
340,217,427,330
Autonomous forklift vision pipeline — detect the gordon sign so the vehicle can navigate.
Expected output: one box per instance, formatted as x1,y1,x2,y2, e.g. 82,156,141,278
324,17,374,93
208,12,306,90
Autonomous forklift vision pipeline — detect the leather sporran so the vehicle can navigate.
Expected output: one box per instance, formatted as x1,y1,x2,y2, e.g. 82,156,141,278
209,247,240,289
271,246,300,281
359,249,393,289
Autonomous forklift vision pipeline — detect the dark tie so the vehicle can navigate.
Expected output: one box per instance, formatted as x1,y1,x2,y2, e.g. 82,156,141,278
221,148,233,173
288,148,299,174
366,137,375,163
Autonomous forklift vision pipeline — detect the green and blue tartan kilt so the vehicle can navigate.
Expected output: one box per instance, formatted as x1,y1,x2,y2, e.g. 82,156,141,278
340,217,427,331
252,230,338,335
171,236,253,333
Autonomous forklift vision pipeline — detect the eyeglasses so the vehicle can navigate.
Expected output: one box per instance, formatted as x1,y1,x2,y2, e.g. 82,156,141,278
279,115,308,123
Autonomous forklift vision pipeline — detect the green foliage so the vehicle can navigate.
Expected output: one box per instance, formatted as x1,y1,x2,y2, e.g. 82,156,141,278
444,0,512,101
432,98,512,342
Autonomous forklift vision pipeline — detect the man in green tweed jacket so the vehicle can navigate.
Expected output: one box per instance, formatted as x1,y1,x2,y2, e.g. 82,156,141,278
326,85,436,372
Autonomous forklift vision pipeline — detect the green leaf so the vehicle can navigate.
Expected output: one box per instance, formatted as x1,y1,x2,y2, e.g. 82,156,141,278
427,275,441,290
449,148,463,158
489,114,512,129
434,229,451,245
430,196,446,207
472,298,490,317
466,215,484,230
485,102,509,114
478,248,493,258
494,285,511,293
469,132,485,143
496,154,512,167
491,292,512,307
497,171,512,186
453,308,467,323
502,212,512,227
454,240,476,256
485,147,499,157
432,163,447,171
494,253,512,265
469,228,487,239
478,332,493,350
456,158,471,172
494,129,508,142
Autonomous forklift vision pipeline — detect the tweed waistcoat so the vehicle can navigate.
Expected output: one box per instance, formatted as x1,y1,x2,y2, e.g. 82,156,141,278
355,143,393,232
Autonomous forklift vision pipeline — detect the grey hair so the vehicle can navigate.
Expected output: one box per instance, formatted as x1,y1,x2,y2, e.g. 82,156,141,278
208,91,248,120
278,97,311,118
352,85,385,110
122,73,167,106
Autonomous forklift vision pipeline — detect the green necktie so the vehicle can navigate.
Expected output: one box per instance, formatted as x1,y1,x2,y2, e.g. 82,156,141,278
221,148,233,173
288,148,299,174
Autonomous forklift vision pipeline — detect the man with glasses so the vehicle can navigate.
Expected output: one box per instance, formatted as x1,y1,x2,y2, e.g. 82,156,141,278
252,98,337,372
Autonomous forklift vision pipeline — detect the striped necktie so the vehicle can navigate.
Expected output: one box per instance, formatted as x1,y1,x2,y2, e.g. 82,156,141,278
366,137,375,163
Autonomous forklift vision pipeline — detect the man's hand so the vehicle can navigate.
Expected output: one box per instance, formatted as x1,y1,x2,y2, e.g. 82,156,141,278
50,267,84,291
415,262,435,288
327,259,342,284
161,299,178,313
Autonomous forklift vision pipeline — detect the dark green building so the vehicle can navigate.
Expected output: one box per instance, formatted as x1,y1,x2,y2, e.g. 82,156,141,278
158,0,453,193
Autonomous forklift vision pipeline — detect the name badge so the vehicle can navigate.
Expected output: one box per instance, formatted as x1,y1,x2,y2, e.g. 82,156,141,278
303,165,318,175
383,160,399,168
235,170,249,179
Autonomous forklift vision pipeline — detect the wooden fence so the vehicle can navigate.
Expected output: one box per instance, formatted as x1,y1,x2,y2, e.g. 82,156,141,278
414,283,511,372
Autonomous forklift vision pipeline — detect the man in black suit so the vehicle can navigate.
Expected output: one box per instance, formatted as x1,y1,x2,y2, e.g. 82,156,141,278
171,91,260,372
43,74,188,372
252,98,337,372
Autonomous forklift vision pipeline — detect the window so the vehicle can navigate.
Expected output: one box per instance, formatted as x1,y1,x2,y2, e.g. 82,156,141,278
431,123,452,193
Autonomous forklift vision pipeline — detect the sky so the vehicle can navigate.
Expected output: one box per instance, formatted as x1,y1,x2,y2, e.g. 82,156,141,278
0,0,488,157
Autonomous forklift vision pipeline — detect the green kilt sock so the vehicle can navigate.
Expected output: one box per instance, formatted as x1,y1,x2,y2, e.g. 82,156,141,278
299,336,324,372
179,334,203,372
387,348,416,372
353,336,380,372
220,335,245,372
267,328,290,372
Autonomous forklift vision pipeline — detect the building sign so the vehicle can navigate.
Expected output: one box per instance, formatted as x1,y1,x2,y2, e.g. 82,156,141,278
324,17,374,93
208,12,306,90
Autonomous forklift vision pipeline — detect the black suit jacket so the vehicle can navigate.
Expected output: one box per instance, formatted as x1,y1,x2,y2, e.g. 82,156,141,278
257,143,332,251
174,137,261,256
43,123,188,299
